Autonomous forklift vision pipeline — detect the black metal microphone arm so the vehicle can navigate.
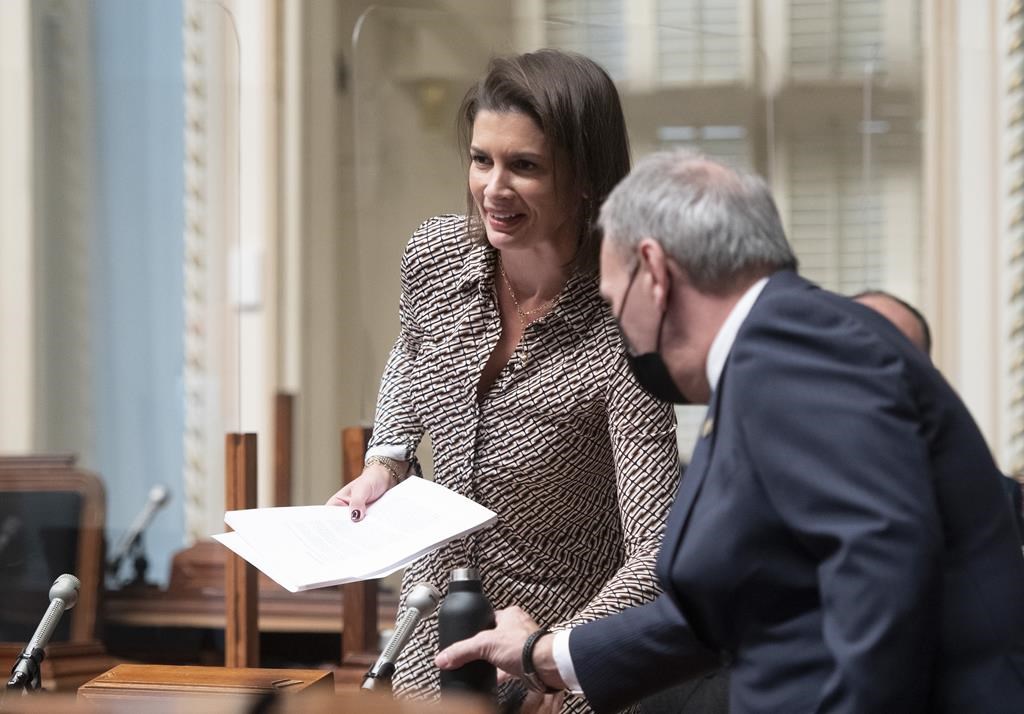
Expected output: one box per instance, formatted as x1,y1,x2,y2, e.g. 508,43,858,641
107,485,170,583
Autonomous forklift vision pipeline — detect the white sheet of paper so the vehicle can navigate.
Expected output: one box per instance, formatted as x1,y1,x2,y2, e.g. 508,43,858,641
214,477,497,592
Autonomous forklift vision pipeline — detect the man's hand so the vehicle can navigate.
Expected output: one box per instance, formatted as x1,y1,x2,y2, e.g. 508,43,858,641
434,606,567,691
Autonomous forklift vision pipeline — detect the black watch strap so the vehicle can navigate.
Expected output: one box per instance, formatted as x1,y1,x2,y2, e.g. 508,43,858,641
521,627,560,694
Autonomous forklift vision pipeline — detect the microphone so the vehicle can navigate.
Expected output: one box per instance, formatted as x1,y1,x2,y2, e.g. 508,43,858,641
6,574,80,692
362,582,442,690
107,485,170,578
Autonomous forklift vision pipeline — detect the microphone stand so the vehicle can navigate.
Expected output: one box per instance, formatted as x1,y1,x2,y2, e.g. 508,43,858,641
125,534,151,588
360,663,395,693
106,485,169,589
5,646,43,694
4,574,80,700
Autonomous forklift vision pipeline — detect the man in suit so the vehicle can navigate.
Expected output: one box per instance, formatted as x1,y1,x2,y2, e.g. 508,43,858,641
852,290,932,354
853,289,1024,545
436,149,1024,712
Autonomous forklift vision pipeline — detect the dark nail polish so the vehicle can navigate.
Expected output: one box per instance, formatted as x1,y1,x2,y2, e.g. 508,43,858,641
350,509,361,521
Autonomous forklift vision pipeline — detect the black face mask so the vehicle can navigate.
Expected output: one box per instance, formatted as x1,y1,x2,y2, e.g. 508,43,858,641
615,264,689,405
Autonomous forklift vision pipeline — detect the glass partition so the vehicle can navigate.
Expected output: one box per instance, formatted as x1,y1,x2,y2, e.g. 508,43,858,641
347,3,924,463
0,0,242,600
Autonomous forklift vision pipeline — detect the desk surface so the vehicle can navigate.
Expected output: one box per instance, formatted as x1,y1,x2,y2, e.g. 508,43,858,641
78,663,332,696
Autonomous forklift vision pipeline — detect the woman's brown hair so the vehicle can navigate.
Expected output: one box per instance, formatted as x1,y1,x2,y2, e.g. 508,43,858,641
456,49,631,275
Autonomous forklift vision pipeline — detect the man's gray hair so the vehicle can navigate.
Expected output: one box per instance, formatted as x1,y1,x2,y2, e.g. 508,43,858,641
599,149,797,291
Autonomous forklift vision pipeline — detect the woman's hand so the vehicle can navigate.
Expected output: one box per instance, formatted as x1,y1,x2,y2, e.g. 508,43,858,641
325,464,396,521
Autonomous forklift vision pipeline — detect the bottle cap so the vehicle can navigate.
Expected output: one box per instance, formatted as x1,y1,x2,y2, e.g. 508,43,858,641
450,567,480,582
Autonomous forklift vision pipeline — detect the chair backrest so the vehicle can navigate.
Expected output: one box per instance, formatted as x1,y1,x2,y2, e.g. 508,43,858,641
340,426,380,668
274,392,295,507
224,433,259,668
0,455,105,643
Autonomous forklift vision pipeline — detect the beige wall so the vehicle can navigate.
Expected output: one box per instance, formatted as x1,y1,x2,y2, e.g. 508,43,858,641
0,0,33,453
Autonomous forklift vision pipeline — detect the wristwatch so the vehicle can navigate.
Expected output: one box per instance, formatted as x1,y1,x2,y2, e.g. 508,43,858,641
364,455,408,484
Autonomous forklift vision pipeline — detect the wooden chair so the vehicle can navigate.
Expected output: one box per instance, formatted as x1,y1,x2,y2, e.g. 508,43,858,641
339,426,381,678
0,455,116,690
274,392,295,507
224,433,258,668
0,455,105,643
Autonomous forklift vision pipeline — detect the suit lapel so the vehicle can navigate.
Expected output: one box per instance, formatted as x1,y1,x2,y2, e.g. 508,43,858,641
659,382,725,566
658,271,806,566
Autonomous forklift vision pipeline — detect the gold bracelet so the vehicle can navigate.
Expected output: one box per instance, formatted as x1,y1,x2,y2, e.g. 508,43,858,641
365,455,407,484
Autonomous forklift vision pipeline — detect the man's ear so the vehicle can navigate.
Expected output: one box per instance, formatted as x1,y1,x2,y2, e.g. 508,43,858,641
637,238,671,310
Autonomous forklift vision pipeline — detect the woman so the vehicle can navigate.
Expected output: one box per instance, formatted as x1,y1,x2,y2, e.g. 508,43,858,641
327,49,679,713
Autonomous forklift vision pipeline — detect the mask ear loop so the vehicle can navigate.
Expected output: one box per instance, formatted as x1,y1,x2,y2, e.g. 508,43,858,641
653,269,673,354
614,260,642,354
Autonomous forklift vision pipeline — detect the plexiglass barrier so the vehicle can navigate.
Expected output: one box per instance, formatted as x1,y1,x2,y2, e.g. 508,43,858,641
348,4,923,464
0,0,241,616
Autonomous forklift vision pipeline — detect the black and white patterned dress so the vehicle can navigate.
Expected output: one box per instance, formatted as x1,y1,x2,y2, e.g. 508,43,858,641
368,215,680,713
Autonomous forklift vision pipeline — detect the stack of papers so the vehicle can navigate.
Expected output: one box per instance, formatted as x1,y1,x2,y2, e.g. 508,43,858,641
213,477,497,592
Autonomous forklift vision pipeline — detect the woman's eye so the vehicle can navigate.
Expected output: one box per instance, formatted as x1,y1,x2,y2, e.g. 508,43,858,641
513,160,536,171
471,154,490,166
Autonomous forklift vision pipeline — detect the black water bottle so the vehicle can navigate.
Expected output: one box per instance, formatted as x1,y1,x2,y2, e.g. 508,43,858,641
438,567,497,696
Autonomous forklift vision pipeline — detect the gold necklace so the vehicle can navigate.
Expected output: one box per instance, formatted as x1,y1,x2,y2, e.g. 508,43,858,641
498,258,560,324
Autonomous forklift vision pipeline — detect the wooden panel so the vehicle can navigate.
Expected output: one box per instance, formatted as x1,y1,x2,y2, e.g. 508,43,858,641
106,540,399,634
339,427,379,665
0,641,116,692
273,393,295,507
224,433,258,668
340,427,371,484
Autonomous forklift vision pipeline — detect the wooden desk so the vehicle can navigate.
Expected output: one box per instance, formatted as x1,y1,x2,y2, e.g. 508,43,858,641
0,641,118,692
102,542,399,669
78,664,331,706
104,583,398,634
0,688,493,714
78,665,495,713
104,540,398,634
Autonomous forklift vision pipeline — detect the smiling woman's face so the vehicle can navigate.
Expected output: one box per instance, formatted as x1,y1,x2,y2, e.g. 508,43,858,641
468,110,577,254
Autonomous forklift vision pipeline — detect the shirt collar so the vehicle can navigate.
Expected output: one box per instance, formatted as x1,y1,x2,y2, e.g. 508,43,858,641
705,277,769,392
455,237,495,294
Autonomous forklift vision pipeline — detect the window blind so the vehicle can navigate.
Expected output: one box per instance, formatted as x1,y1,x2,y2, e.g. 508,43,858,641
786,120,917,294
546,0,626,80
657,0,743,84
790,0,886,81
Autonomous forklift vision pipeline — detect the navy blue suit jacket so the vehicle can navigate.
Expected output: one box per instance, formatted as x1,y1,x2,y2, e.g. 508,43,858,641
571,271,1024,713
